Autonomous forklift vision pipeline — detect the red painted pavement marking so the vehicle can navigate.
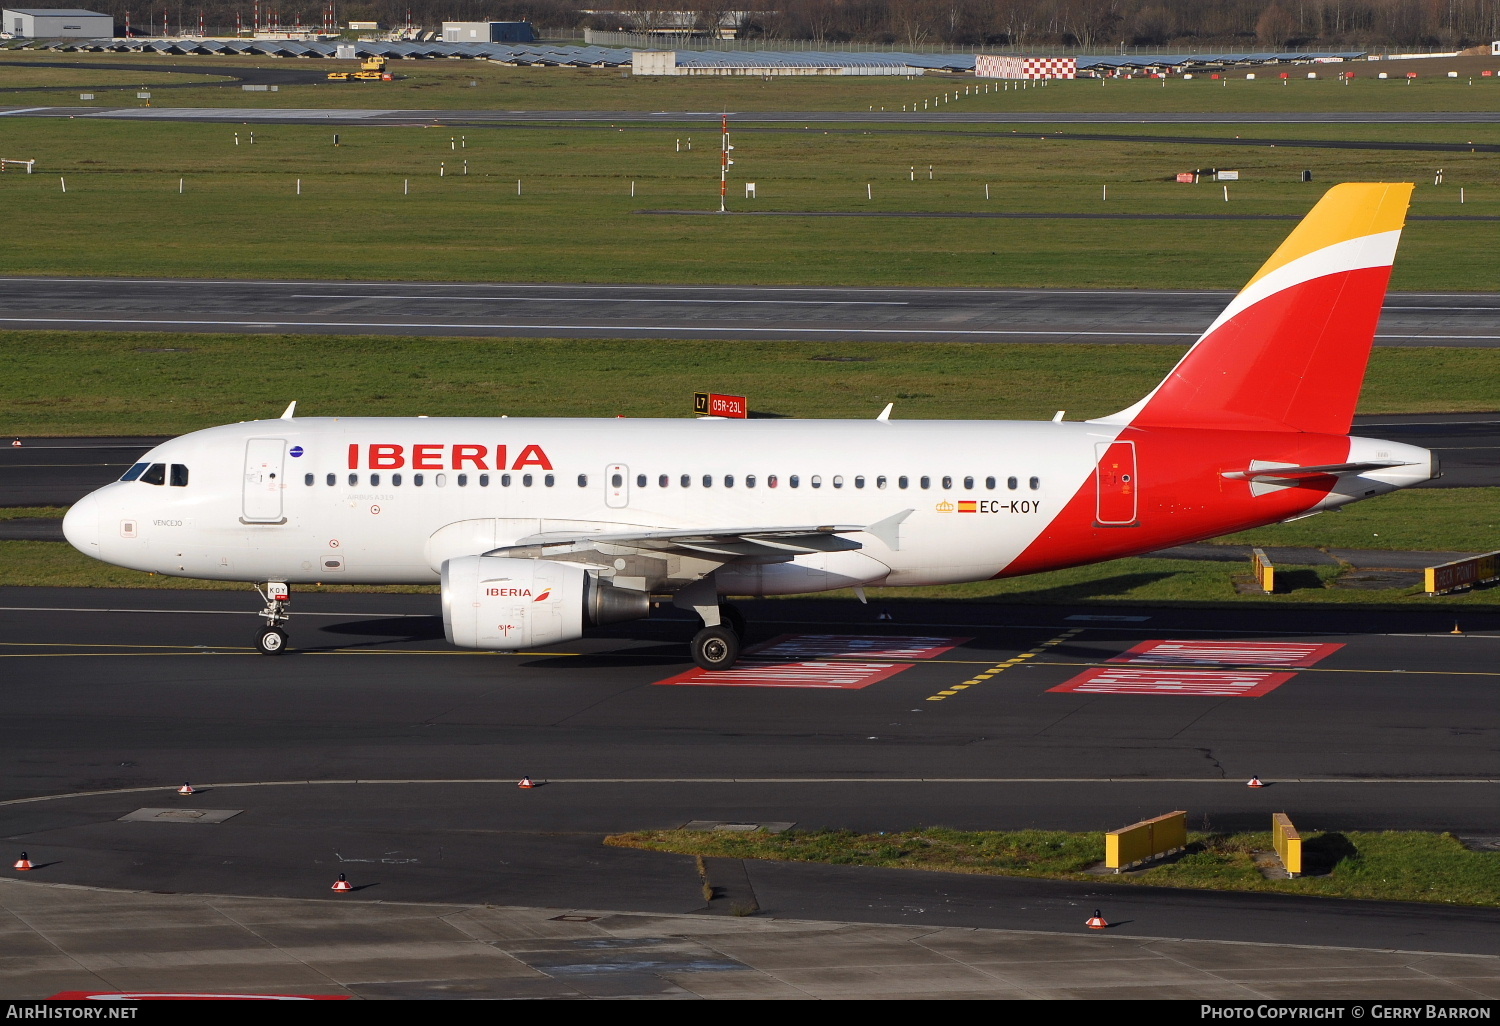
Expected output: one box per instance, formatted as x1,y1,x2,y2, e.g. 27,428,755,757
1107,639,1344,668
1049,667,1297,697
745,634,972,661
655,660,913,690
654,634,972,689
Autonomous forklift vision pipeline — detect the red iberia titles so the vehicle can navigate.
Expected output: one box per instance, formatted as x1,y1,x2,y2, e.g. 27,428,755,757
347,444,553,471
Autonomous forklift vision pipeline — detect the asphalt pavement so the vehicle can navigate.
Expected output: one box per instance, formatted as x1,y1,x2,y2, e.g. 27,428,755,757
2,277,1499,346
0,588,1496,956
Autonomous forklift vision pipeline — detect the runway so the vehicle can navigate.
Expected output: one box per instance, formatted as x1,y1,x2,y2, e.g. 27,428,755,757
0,587,1496,951
7,105,1500,126
3,276,1500,346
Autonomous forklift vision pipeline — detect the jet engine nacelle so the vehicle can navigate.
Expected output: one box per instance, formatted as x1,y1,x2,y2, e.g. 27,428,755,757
441,555,649,650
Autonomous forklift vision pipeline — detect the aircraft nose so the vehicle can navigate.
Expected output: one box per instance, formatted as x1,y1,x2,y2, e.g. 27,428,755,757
62,491,101,554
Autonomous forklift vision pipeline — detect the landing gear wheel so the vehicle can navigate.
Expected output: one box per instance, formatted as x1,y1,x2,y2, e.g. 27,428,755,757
719,603,747,641
690,625,740,671
256,627,288,656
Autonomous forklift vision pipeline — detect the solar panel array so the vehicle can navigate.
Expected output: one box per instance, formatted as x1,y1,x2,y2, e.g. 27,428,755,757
23,36,1364,74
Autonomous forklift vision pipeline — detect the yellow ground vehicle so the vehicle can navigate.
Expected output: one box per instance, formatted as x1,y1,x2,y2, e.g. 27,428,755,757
327,56,391,81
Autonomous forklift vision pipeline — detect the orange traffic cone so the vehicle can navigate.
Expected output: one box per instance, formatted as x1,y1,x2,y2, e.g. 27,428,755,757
177,782,195,795
1085,909,1108,929
13,852,33,871
331,873,352,893
1247,776,1265,788
517,776,536,789
1452,622,1463,635
10,439,20,448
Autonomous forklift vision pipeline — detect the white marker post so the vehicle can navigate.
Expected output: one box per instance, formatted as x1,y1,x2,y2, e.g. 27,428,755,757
631,180,635,197
517,179,522,196
867,183,872,200
404,179,409,195
719,114,730,214
1223,185,1229,202
296,179,301,195
985,183,990,200
179,178,183,194
1102,184,1107,201
60,177,66,193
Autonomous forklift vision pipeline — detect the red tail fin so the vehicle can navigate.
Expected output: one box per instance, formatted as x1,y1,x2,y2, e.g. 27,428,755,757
1101,183,1413,435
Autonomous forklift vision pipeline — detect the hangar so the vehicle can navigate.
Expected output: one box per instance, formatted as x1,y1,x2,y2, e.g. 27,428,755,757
3,7,111,37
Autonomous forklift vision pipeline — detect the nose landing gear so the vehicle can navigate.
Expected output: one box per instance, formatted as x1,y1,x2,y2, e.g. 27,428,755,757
254,582,291,655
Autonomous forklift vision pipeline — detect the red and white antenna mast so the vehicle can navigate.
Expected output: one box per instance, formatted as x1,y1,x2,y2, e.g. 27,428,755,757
719,114,732,213
124,10,131,35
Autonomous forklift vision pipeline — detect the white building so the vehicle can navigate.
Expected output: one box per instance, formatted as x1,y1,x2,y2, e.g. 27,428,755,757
3,7,112,37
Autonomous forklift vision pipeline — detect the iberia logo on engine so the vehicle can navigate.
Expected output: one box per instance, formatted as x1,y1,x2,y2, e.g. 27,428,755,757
486,587,533,597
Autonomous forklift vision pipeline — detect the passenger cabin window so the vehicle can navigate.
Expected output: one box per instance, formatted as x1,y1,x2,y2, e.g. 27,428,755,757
304,473,315,486
501,474,511,487
853,476,863,489
898,476,908,489
479,474,489,487
746,475,756,488
920,476,930,490
942,476,952,489
810,475,822,489
1030,476,1041,490
392,473,403,486
436,474,447,487
458,474,468,486
413,474,424,487
876,476,887,489
725,475,734,488
140,463,166,486
1007,476,1018,490
964,476,974,490
702,475,712,488
522,474,533,487
169,465,189,487
986,476,996,490
120,462,149,482
326,473,336,487
832,476,844,489
348,473,358,486
545,474,555,487
636,474,646,488
768,475,778,488
789,475,800,488
658,474,668,487
370,473,381,486
680,474,690,488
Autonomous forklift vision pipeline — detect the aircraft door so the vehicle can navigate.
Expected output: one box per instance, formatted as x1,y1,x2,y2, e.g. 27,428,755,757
243,438,287,523
1095,440,1138,526
605,464,629,508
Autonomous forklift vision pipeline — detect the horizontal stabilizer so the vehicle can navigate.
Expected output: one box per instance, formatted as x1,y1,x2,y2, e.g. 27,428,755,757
1222,460,1415,481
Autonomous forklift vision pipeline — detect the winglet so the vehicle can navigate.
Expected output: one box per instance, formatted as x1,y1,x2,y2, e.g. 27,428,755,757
864,509,913,551
876,402,893,422
280,401,297,420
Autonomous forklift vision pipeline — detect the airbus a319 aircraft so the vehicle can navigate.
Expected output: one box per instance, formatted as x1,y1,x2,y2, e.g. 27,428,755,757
63,183,1435,669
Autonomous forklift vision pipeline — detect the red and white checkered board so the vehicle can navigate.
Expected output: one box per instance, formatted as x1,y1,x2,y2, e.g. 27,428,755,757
654,634,971,689
1107,640,1344,668
1049,667,1296,697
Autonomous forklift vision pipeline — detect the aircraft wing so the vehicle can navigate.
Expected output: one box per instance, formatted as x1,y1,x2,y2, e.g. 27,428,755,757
484,510,913,564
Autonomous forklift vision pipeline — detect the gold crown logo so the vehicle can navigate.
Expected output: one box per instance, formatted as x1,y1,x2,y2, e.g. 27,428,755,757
935,501,955,513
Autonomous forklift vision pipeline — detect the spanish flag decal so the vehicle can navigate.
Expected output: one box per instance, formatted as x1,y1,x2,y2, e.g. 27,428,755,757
958,501,977,513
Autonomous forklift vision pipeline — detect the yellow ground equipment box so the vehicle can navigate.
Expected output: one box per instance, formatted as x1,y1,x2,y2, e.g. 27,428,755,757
328,56,391,81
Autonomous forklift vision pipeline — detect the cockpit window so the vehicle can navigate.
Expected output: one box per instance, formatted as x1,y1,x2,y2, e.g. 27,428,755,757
120,462,149,482
170,464,189,487
140,463,166,486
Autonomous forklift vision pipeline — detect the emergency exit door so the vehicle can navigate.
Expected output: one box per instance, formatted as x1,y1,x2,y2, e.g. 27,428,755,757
605,464,629,508
242,438,287,523
1095,440,1138,526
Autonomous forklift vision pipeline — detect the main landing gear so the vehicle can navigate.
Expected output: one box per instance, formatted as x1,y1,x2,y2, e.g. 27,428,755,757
689,603,745,671
254,582,291,655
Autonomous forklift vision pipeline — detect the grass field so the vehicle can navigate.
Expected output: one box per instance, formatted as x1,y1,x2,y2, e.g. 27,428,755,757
3,334,1497,435
605,827,1500,908
7,51,1500,112
0,117,1496,287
